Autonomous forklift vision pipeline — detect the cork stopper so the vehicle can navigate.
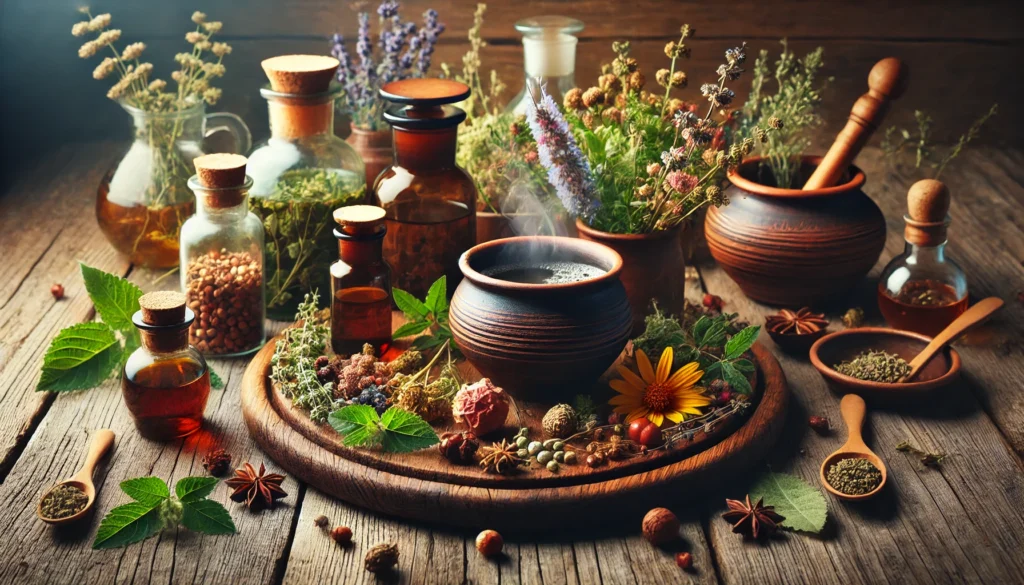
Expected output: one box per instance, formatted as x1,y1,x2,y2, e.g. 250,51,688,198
192,153,248,208
334,205,387,236
905,179,950,246
262,55,339,94
139,291,187,326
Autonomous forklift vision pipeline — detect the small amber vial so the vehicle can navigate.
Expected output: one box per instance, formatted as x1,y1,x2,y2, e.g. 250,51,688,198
122,291,211,440
331,205,393,355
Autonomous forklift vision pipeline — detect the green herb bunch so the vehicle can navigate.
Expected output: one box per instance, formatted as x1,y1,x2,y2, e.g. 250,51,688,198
250,169,365,315
739,40,831,188
328,404,439,453
392,276,457,352
632,303,760,394
37,264,223,393
269,290,336,422
94,476,235,549
881,104,998,178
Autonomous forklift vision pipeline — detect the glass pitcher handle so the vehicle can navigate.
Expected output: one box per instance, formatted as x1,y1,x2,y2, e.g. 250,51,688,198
204,112,252,154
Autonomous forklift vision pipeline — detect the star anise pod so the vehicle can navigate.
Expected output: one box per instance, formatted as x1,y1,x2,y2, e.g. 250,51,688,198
478,439,524,475
765,307,828,335
225,462,288,510
202,448,232,477
722,495,785,538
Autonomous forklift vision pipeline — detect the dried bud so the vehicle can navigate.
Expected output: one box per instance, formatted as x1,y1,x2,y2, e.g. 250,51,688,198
768,116,783,129
50,283,65,300
598,73,621,93
627,71,646,91
438,432,480,464
706,186,727,207
671,71,688,88
755,127,769,143
582,87,605,108
452,379,509,436
581,112,595,129
842,307,865,328
542,404,578,438
601,107,623,124
313,514,329,528
202,448,232,477
563,87,584,110
646,162,662,176
656,68,671,87
809,416,830,435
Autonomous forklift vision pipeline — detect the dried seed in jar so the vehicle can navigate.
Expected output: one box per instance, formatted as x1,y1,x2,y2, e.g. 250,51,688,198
184,250,263,355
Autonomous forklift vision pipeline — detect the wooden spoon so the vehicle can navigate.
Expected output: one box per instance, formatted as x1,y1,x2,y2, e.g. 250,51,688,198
899,297,1004,382
37,429,115,525
819,394,887,501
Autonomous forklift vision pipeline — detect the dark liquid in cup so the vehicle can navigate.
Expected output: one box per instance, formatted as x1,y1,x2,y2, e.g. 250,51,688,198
484,261,604,284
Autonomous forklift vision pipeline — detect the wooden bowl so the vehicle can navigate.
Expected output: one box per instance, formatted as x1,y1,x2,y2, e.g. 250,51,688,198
809,327,961,399
449,236,632,403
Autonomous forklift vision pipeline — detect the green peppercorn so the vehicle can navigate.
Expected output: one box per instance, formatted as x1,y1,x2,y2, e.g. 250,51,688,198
546,461,560,472
517,449,529,459
542,439,558,449
515,436,529,449
537,450,554,464
554,451,565,463
553,441,564,451
564,451,577,464
527,441,543,456
517,427,529,437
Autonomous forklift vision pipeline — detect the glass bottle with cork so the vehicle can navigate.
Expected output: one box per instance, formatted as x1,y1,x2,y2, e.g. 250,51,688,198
505,16,584,116
878,179,968,336
179,153,266,357
122,291,211,440
331,205,393,355
374,79,477,298
247,55,366,319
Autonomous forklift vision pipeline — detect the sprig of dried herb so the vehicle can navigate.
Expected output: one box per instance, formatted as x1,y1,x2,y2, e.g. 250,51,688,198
881,104,998,178
93,476,235,549
896,440,947,469
393,276,457,351
37,264,223,392
328,405,439,452
270,290,336,422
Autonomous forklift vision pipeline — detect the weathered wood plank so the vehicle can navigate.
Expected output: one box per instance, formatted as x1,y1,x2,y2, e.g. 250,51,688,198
0,269,299,584
695,148,1024,585
0,144,130,479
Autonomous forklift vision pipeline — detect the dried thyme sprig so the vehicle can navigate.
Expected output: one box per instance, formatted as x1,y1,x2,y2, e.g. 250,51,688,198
896,441,947,469
881,104,998,178
270,290,338,422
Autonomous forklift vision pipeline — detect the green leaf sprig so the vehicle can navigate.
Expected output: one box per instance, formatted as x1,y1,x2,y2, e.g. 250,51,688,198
747,472,827,534
328,405,439,453
93,476,236,549
392,276,456,352
37,263,224,392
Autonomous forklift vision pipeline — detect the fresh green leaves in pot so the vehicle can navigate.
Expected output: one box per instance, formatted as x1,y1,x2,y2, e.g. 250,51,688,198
93,476,235,549
393,276,457,352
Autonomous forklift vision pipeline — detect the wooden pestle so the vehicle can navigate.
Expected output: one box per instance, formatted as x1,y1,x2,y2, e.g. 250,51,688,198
802,58,909,190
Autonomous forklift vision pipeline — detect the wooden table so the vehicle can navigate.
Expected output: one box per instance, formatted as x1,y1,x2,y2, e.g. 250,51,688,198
1,143,1022,584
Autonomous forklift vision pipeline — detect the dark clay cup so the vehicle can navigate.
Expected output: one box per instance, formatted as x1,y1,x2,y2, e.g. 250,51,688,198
449,236,632,403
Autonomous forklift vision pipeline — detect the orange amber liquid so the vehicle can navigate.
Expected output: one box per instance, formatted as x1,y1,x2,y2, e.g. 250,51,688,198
383,199,473,299
122,358,210,440
332,286,393,355
96,171,193,269
878,280,968,337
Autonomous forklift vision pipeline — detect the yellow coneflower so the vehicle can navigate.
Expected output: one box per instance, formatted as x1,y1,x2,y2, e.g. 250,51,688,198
608,347,711,427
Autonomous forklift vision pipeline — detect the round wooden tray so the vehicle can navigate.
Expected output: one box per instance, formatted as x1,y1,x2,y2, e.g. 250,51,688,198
240,336,789,533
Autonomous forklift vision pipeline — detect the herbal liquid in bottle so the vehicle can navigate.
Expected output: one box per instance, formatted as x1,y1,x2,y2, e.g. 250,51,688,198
331,205,393,355
122,291,211,440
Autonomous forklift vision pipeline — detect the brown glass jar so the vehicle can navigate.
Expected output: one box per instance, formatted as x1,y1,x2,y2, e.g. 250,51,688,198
331,205,393,355
373,79,477,299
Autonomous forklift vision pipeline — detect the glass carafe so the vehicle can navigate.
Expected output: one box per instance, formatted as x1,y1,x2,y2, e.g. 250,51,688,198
96,102,251,268
247,87,367,319
505,16,584,116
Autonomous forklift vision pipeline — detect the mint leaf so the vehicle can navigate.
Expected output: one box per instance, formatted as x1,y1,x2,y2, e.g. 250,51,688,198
329,405,383,448
692,316,713,345
424,275,447,315
80,263,142,335
379,407,439,453
724,325,760,359
37,323,122,392
92,502,164,549
393,320,430,339
175,476,218,503
721,362,752,395
393,287,429,319
120,477,170,506
732,358,755,376
181,499,236,535
411,335,446,351
749,472,827,534
209,368,224,389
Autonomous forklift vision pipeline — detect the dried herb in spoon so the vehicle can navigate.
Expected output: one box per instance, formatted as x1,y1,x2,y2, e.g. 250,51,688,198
834,350,910,383
826,457,882,495
40,484,89,519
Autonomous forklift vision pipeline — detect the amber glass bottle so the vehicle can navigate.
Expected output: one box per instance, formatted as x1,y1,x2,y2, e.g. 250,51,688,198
373,79,476,299
122,291,211,440
330,205,393,355
878,179,968,336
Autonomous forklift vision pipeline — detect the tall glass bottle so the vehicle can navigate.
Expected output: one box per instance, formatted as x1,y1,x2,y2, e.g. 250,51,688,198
247,55,366,319
331,205,392,355
878,179,968,336
122,291,210,440
505,16,584,116
374,79,477,299
179,153,266,357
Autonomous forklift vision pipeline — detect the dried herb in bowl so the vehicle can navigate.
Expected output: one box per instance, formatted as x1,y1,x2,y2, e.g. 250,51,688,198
833,350,910,383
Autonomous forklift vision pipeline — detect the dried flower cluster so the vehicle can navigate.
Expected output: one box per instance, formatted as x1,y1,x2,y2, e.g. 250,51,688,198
330,1,445,130
528,26,773,234
74,8,230,110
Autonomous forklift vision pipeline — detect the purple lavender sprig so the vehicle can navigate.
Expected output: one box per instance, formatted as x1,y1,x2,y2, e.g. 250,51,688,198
527,89,600,221
414,9,444,75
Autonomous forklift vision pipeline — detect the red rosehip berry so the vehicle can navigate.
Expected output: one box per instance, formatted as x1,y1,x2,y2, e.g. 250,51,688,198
675,551,693,569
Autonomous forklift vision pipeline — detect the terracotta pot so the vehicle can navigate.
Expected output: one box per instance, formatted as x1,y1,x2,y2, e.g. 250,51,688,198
575,220,686,333
346,127,393,194
449,236,632,403
706,155,886,307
